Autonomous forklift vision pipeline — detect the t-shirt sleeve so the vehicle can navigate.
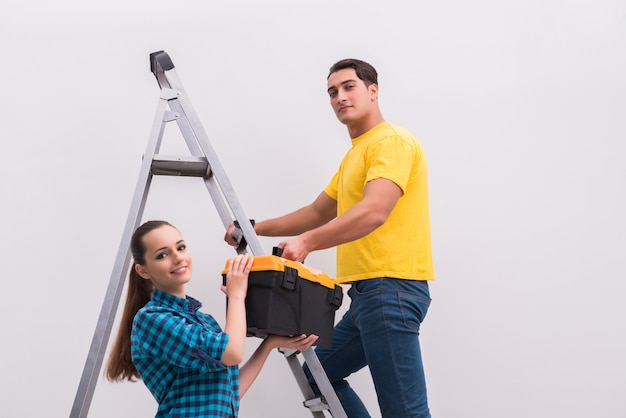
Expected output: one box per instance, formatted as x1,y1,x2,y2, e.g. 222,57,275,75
324,169,340,200
365,136,416,193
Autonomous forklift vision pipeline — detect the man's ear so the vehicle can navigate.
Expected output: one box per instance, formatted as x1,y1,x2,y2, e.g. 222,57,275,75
369,83,378,100
135,264,151,279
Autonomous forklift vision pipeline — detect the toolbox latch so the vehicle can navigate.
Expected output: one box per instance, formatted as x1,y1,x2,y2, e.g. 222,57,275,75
330,285,343,308
281,267,298,291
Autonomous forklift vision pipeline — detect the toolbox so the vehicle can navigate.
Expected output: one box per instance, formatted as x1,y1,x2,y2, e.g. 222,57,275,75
222,255,344,347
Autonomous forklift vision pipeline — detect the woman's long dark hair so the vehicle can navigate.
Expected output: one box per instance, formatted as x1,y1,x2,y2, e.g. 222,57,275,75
105,220,173,382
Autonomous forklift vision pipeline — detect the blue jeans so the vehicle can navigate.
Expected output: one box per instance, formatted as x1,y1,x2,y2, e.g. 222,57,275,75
304,278,431,418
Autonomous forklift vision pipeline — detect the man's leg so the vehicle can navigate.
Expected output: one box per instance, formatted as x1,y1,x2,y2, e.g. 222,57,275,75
304,299,371,418
352,278,432,418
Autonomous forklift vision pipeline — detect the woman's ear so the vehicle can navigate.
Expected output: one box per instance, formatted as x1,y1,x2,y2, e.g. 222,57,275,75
135,263,151,280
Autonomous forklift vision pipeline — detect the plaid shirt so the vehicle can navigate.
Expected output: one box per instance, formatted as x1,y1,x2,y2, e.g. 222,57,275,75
132,289,239,417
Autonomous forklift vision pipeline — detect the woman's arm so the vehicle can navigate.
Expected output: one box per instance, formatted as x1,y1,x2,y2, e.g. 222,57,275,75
239,334,319,397
221,255,253,366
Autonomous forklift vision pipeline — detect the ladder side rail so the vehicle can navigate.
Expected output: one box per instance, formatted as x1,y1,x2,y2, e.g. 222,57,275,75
150,51,259,254
303,348,348,418
162,98,241,242
70,96,170,418
280,351,328,417
159,69,264,256
202,175,253,256
150,50,175,90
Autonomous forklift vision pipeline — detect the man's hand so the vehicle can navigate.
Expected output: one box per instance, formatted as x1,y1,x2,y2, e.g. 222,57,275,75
224,223,239,247
276,235,311,263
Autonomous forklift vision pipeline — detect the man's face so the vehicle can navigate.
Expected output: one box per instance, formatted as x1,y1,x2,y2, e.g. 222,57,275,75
327,68,378,126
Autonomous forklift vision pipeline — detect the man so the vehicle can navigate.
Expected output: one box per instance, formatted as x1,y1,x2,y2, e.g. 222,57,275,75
226,58,434,417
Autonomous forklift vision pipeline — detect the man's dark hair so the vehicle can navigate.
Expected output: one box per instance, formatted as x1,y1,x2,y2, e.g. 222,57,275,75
328,58,378,87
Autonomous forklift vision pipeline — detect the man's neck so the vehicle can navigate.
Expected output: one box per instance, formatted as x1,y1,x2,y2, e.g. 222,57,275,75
347,113,385,139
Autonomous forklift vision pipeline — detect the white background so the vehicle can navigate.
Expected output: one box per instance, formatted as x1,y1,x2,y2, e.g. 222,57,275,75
1,1,625,417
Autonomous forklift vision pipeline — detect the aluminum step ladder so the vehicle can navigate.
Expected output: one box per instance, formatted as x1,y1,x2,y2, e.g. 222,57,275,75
70,50,346,418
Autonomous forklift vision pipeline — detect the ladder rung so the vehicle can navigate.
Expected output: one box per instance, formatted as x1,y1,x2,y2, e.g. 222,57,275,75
304,398,329,412
151,155,211,177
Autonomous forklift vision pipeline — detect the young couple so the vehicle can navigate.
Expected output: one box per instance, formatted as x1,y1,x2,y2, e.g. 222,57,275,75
108,57,434,418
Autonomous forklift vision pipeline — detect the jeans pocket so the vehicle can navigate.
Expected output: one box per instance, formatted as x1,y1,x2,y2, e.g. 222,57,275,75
352,278,383,296
398,289,431,331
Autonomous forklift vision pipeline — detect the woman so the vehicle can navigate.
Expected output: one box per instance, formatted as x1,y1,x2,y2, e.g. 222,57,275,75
106,220,317,417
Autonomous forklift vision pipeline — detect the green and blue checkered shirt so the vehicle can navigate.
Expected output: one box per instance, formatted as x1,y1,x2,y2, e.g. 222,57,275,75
132,289,239,417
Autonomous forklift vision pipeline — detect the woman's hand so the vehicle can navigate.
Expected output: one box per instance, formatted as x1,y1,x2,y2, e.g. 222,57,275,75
221,254,253,299
265,334,319,352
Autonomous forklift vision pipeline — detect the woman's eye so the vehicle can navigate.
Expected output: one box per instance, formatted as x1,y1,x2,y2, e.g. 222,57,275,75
156,252,168,259
178,245,186,251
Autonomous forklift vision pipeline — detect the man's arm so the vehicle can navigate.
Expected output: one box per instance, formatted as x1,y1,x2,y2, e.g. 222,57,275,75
278,178,402,262
255,191,337,236
224,191,336,247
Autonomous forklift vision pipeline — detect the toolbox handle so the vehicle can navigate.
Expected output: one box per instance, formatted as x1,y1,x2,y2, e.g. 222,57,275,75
233,219,255,253
272,246,283,257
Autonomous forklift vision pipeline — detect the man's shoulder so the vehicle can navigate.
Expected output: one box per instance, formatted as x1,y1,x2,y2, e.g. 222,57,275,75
368,122,421,152
365,121,413,140
384,122,416,139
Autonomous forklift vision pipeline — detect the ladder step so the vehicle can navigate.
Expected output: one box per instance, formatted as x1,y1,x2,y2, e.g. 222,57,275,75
150,155,211,177
304,398,330,412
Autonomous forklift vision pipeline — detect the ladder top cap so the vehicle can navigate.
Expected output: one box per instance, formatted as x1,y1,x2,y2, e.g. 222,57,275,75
150,51,175,75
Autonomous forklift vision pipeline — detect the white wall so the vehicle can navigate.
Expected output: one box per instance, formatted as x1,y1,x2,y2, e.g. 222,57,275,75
1,0,625,417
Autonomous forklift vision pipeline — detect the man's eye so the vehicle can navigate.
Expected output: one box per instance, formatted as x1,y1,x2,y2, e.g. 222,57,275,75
329,91,337,97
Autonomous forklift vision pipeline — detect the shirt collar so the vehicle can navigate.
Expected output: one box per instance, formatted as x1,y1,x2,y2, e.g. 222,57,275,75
351,121,389,146
151,288,203,313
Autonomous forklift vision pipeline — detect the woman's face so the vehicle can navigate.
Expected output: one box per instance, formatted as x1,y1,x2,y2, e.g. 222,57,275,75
135,225,192,298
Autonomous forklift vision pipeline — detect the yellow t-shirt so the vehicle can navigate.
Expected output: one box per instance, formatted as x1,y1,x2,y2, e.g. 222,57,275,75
324,122,434,283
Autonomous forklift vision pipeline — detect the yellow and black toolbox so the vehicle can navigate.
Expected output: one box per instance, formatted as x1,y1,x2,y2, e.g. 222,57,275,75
222,254,344,347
